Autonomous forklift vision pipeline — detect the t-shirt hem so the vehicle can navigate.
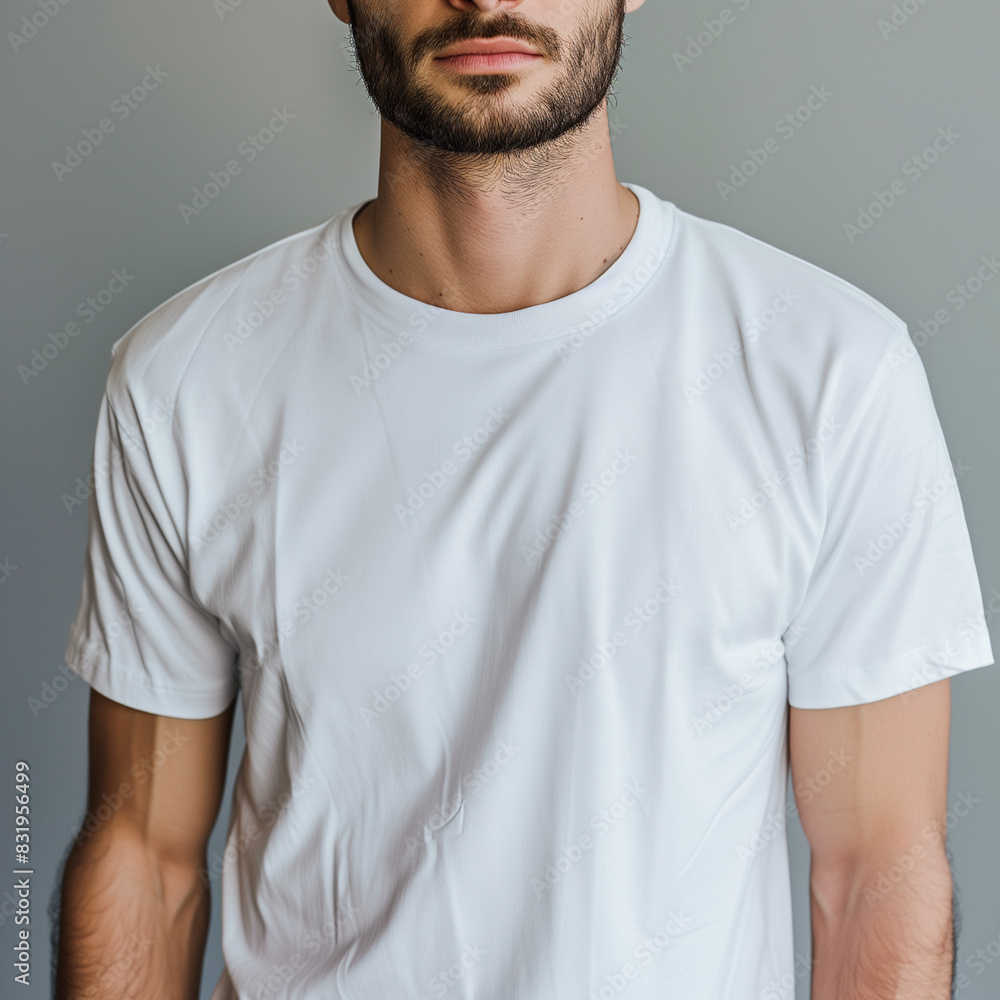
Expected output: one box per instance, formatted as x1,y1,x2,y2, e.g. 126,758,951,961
64,635,239,720
787,631,995,709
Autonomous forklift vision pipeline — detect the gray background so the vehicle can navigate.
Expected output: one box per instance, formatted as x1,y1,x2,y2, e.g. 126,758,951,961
1,0,998,996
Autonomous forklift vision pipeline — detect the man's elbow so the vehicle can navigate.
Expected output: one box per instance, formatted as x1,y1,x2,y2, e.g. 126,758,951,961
809,832,953,926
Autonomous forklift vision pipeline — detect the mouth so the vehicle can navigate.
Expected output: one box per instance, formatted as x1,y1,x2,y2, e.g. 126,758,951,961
433,36,544,73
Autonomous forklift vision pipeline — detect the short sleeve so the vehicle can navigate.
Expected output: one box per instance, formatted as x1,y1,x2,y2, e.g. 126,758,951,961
784,325,994,708
63,390,240,718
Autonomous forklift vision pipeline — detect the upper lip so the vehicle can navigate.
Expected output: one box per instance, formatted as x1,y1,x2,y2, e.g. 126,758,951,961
435,37,542,58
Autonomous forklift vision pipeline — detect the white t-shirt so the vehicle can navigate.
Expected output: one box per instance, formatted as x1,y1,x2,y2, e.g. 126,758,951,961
65,182,994,1000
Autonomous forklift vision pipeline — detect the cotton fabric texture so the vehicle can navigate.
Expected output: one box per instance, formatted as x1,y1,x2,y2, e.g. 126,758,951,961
65,183,994,999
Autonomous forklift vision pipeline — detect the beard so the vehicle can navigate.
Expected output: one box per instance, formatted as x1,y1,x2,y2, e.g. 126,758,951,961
343,0,626,155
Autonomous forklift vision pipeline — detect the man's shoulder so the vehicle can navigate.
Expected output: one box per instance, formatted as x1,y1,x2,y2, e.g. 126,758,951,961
104,210,349,420
666,201,911,389
673,203,906,331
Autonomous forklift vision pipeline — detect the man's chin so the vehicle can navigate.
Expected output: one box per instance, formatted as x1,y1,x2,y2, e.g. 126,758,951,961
390,128,545,157
380,98,556,156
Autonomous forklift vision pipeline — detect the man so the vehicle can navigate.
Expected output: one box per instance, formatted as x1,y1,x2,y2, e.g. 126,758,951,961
55,0,993,997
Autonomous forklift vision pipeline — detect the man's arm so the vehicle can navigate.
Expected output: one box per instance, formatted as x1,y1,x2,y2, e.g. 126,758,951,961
54,688,237,1000
789,678,954,999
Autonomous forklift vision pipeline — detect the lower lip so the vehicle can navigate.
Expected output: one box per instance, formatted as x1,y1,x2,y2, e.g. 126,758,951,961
435,51,542,73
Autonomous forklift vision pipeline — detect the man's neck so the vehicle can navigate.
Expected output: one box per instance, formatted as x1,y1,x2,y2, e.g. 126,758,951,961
352,104,639,314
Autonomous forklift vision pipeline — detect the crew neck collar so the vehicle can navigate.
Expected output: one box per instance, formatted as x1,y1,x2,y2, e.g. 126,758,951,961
333,182,675,352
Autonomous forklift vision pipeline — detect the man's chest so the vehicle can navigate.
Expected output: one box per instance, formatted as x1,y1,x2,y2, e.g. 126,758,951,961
188,361,817,745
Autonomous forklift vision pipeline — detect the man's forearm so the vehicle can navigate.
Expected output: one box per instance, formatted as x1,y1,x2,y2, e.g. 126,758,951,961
809,837,954,1000
54,826,210,1000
